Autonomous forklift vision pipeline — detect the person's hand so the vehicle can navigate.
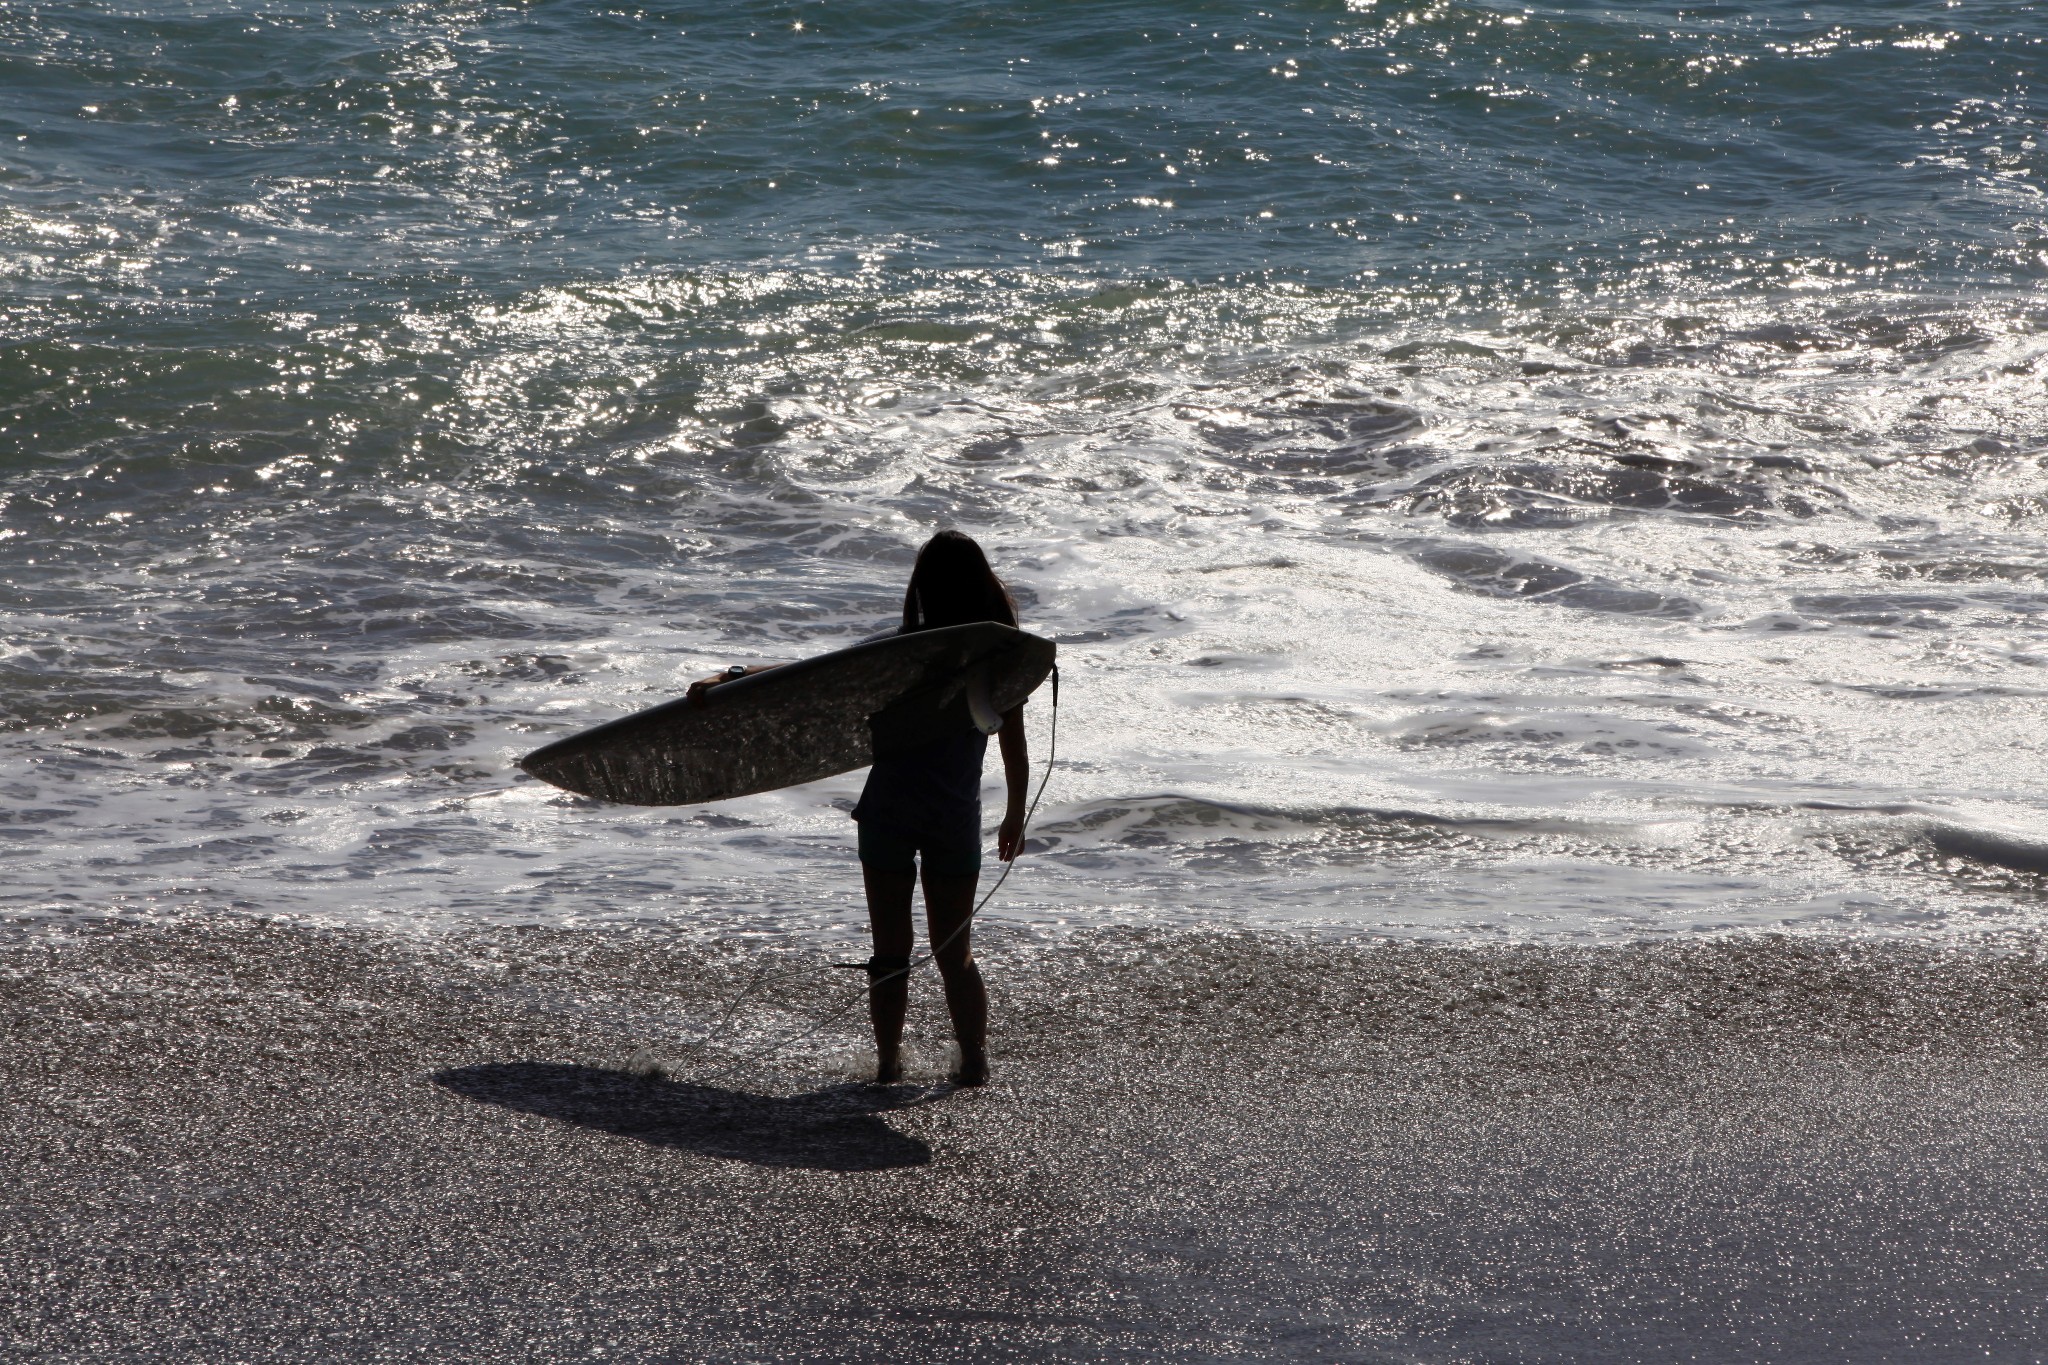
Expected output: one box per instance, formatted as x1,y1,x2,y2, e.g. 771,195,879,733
997,809,1026,862
685,671,730,703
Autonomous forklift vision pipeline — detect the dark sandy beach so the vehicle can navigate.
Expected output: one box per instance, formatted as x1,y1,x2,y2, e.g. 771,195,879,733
7,919,2048,1362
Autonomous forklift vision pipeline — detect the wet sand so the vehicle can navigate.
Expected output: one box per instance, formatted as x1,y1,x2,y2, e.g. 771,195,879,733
7,919,2048,1362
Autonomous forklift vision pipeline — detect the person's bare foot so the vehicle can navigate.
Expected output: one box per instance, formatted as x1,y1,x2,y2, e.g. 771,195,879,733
952,1049,989,1087
872,1053,903,1085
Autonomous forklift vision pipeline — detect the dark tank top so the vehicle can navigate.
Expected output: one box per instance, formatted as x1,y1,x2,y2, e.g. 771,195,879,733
850,626,991,840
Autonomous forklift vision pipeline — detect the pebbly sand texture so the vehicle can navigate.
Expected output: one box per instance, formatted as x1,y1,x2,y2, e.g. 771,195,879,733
7,919,2048,1363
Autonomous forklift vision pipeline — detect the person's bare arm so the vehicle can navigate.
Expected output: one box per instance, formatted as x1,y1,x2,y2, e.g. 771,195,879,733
996,705,1030,861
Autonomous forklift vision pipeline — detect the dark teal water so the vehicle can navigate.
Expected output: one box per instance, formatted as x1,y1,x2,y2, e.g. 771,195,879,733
3,2,2046,939
9,1,2044,290
7,1,2043,493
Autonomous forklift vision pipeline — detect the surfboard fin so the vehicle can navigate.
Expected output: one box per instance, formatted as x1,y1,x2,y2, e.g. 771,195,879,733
965,664,1003,735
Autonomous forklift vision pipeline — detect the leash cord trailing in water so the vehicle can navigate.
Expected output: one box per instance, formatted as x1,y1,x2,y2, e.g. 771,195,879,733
680,665,1060,1084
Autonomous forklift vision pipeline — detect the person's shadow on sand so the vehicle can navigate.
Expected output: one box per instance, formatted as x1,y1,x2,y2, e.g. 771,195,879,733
433,1062,933,1172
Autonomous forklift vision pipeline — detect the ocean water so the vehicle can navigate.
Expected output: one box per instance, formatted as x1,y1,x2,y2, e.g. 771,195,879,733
4,0,2046,946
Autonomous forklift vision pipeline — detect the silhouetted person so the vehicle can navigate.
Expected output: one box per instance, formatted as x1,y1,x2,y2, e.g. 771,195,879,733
691,530,1030,1086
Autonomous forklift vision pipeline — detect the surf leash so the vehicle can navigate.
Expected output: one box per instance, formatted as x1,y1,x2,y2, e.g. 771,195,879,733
678,665,1059,1085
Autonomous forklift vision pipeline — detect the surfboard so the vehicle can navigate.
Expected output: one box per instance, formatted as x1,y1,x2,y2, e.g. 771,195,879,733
517,622,1057,806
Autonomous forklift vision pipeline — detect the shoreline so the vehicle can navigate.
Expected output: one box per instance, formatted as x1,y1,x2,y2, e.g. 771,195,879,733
9,917,2048,1361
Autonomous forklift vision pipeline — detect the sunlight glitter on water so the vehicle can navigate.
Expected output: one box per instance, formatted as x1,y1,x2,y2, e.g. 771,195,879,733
2,1,2044,943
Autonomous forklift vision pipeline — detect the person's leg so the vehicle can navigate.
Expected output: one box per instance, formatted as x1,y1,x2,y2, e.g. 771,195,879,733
862,866,915,1083
921,867,988,1085
859,826,918,1084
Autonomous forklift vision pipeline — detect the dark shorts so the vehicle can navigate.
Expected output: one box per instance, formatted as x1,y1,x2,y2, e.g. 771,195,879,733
857,821,983,878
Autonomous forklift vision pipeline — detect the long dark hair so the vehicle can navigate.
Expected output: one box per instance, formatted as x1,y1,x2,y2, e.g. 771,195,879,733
901,530,1017,633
